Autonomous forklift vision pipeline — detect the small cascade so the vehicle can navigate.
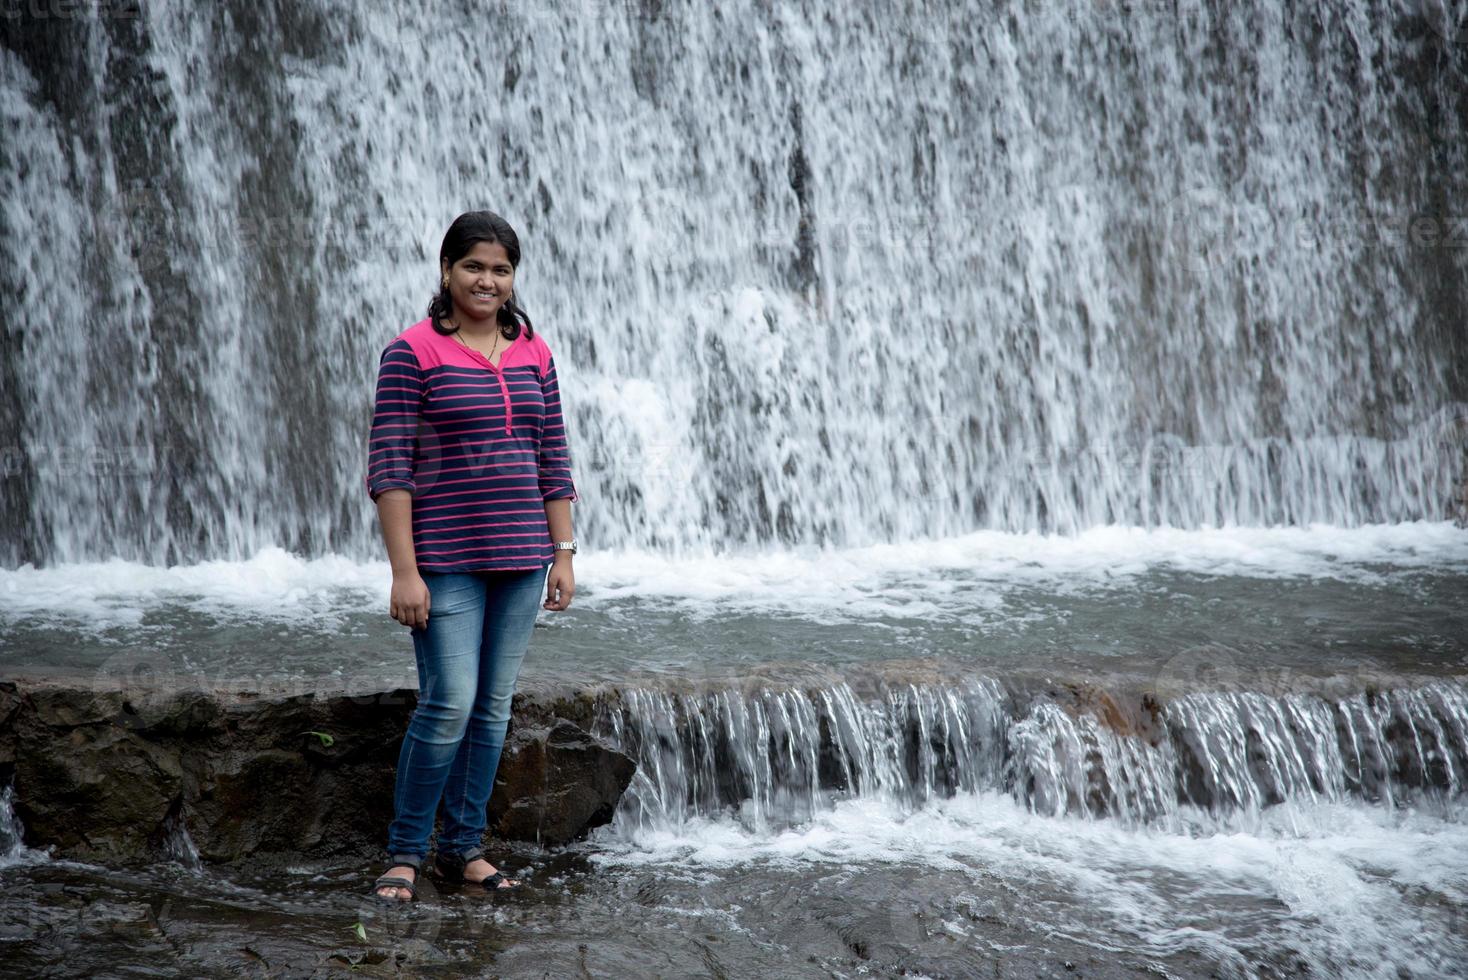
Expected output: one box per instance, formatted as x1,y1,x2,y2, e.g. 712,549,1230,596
1165,685,1468,814
598,678,1011,834
595,678,1468,836
0,782,27,863
160,804,202,872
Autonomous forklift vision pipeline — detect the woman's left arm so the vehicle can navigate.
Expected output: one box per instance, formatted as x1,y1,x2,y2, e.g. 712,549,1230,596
539,345,578,611
543,497,575,611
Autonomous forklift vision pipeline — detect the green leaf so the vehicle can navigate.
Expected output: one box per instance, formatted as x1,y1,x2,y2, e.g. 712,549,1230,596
302,730,335,747
351,921,367,942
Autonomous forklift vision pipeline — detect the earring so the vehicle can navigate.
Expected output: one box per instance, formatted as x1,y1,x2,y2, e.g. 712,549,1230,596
441,275,449,289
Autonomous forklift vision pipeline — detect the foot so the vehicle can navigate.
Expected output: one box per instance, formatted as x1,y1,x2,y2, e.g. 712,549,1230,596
462,857,518,889
375,863,417,901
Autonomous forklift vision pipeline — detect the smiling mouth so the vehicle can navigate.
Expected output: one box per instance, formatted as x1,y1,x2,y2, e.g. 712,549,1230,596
471,291,498,301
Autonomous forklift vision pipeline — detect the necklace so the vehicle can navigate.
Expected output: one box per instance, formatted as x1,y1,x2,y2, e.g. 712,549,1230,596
448,318,502,364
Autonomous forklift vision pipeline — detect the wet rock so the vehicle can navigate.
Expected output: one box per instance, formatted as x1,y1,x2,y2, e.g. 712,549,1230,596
488,718,637,845
1060,683,1166,746
191,748,317,858
0,677,635,866
15,717,183,862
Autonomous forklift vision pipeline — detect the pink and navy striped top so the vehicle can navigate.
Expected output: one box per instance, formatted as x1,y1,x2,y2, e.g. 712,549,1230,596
365,317,579,572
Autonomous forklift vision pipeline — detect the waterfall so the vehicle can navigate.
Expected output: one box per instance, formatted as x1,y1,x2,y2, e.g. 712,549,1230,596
2,0,1466,567
593,678,1468,835
0,782,30,865
159,803,202,871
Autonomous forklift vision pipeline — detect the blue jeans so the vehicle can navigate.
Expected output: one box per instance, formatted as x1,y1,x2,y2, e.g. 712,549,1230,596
386,560,551,862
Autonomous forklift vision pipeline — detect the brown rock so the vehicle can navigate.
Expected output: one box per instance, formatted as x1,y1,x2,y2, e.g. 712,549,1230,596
14,720,182,862
0,677,636,866
488,718,637,845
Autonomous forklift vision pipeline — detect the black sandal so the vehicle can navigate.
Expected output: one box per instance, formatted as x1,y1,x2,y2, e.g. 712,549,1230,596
369,852,422,902
432,845,520,890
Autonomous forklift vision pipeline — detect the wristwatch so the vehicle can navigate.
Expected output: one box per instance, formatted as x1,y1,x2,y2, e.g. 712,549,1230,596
553,538,578,556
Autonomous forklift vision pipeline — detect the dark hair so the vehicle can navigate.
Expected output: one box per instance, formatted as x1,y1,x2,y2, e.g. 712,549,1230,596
428,210,535,341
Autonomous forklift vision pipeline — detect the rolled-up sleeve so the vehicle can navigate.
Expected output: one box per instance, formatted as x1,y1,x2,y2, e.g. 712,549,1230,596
365,338,424,501
538,352,579,502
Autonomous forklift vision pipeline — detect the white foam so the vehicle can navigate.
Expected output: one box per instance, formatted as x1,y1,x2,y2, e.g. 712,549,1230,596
2,525,1468,630
0,547,385,630
1,522,1465,631
586,520,1468,618
590,792,1468,977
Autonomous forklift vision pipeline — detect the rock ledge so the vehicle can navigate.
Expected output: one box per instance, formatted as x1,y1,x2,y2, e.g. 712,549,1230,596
0,676,635,865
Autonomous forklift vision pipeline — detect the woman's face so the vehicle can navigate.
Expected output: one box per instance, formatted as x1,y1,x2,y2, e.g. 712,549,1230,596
443,240,515,323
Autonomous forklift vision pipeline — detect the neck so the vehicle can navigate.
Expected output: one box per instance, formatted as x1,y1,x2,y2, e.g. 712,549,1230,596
449,311,501,338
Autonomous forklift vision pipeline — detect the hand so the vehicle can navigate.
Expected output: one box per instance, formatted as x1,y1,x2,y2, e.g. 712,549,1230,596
544,560,575,611
389,571,431,629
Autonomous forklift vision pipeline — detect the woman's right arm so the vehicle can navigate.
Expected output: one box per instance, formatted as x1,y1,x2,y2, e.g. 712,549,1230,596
366,338,431,629
376,490,430,629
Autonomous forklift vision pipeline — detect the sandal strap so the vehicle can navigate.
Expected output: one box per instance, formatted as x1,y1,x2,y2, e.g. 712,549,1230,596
373,875,416,889
372,875,417,897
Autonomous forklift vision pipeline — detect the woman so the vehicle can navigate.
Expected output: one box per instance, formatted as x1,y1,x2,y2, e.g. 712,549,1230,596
364,211,579,901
